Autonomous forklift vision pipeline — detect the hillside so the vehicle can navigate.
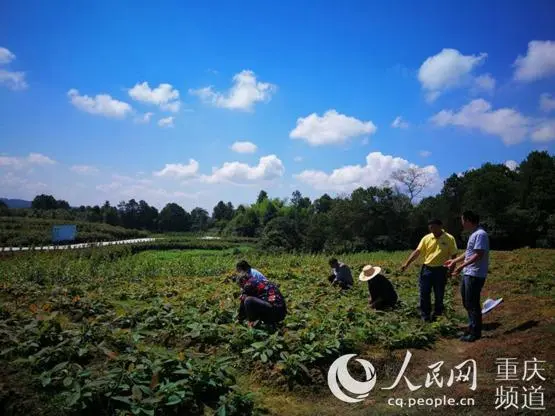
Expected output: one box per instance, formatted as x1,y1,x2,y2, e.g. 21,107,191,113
0,198,32,209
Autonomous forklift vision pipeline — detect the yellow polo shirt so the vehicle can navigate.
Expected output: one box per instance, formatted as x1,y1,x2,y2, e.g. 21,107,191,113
417,231,457,267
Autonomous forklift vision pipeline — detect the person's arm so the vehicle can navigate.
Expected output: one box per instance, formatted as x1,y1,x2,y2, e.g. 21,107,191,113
401,248,421,272
454,250,484,274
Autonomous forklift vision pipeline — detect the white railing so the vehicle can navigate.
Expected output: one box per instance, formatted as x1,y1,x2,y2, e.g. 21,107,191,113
0,238,156,252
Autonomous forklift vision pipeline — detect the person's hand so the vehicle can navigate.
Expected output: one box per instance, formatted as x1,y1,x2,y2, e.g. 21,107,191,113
444,259,456,269
453,265,464,276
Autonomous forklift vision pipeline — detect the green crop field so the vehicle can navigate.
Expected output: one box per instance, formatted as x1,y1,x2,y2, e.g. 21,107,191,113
1,247,554,415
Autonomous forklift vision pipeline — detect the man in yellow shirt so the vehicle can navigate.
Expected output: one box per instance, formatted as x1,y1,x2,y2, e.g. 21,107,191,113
401,219,457,322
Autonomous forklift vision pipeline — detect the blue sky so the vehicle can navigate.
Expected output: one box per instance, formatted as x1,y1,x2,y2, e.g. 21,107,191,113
1,0,555,211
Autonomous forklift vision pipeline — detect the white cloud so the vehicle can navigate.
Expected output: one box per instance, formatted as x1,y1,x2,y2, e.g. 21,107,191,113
295,152,440,194
158,116,174,128
0,69,27,90
391,116,409,129
70,165,99,175
294,156,303,162
189,70,276,111
420,150,432,158
0,171,48,193
153,159,200,179
531,120,555,142
0,152,56,169
474,73,496,92
160,101,181,113
418,48,489,101
540,93,555,113
430,99,530,145
200,155,284,184
0,47,28,91
0,47,15,64
128,82,181,113
231,141,257,154
68,89,132,118
504,160,518,171
289,109,377,146
134,112,154,124
513,41,555,82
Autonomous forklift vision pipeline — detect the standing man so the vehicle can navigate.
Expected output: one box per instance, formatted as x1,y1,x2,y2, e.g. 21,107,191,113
328,258,353,290
445,211,490,343
401,219,457,322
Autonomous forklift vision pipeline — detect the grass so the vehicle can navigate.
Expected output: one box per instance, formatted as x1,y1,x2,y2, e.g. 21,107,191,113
0,247,553,415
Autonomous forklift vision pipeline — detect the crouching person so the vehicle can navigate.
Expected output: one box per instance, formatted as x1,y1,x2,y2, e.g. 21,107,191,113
328,258,354,290
359,265,398,310
236,260,287,327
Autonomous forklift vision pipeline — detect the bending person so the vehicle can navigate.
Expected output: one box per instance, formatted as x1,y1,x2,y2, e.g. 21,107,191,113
236,260,287,327
328,258,353,290
359,265,398,310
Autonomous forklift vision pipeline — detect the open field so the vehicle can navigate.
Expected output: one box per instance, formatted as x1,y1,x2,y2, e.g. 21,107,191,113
0,248,553,415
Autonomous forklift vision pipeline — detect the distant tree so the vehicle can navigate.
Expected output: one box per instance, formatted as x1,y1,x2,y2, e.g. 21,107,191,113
225,209,260,237
32,194,58,210
212,201,234,221
392,167,433,203
256,190,269,204
0,200,9,216
313,194,333,214
56,199,70,210
190,207,210,232
260,217,301,251
291,190,311,210
102,201,120,226
159,203,191,232
262,201,278,225
137,200,158,230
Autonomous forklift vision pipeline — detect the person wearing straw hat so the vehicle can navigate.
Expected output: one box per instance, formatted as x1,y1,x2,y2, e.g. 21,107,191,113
359,265,398,310
401,219,457,322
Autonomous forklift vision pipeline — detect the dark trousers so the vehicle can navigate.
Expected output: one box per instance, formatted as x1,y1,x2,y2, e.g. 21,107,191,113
461,275,485,337
238,296,286,323
419,265,448,319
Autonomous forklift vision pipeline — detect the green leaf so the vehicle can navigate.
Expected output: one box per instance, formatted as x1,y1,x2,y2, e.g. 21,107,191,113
63,377,73,387
166,395,182,406
132,385,143,400
41,376,51,387
51,361,69,373
67,391,80,407
217,405,227,416
260,353,268,363
112,395,133,405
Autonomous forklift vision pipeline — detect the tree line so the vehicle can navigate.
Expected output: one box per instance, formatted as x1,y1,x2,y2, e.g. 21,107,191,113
1,150,554,251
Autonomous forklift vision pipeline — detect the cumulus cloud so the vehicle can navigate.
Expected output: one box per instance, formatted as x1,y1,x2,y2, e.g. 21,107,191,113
513,41,555,82
391,116,409,129
418,48,490,101
504,160,518,171
68,89,132,118
153,159,200,179
420,150,432,158
200,155,284,184
189,70,276,111
540,93,555,113
128,82,181,112
0,47,15,64
290,109,377,146
231,141,257,154
430,99,530,145
0,171,48,193
474,73,496,92
531,120,555,142
295,151,440,193
158,116,174,128
134,112,154,124
0,47,28,90
70,165,99,175
0,152,56,169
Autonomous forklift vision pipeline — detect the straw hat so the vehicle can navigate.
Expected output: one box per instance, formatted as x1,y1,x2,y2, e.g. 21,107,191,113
359,265,382,281
481,298,503,315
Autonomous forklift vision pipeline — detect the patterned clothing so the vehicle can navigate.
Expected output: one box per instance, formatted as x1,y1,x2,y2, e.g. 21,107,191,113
239,274,285,308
